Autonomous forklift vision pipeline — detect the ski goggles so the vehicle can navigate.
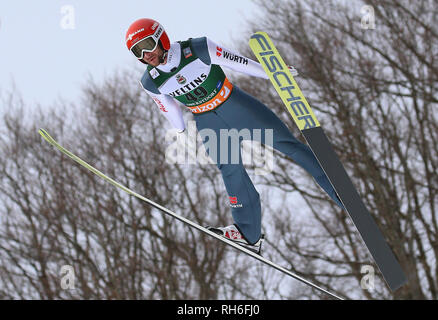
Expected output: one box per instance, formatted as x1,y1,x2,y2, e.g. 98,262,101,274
129,25,164,59
130,36,159,59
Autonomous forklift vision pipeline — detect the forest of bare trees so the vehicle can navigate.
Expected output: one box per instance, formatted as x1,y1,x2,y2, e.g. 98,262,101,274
0,0,436,299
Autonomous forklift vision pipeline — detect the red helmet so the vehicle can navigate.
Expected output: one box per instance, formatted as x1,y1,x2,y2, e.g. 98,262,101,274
125,18,170,63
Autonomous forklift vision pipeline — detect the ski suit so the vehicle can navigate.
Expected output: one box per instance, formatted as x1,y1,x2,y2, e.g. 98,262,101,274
140,37,343,244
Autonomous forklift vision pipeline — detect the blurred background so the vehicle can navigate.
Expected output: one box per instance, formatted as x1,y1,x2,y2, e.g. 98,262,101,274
0,0,436,299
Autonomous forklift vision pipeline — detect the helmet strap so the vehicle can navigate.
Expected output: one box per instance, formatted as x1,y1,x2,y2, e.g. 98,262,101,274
158,41,168,64
159,51,168,64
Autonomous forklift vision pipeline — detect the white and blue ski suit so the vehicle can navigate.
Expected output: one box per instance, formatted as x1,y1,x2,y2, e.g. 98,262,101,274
141,37,343,244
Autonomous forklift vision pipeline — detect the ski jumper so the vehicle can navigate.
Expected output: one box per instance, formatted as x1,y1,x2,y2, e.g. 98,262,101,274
140,37,343,244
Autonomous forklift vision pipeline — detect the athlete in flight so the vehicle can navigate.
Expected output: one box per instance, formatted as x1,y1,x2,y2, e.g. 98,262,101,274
125,18,343,254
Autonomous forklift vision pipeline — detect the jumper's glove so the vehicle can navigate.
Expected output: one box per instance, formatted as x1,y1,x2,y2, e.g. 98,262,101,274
287,65,299,77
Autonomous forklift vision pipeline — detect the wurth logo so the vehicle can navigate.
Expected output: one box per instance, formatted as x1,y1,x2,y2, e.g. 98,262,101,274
229,196,237,204
216,46,248,65
223,51,248,65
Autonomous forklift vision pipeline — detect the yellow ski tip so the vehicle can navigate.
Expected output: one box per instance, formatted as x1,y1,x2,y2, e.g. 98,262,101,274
38,128,55,145
38,128,48,137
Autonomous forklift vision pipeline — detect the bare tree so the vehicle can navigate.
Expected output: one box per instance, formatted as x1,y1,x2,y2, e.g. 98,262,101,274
1,0,436,300
0,72,268,299
235,0,437,299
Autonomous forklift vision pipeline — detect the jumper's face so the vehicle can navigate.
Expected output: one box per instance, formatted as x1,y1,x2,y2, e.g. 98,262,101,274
142,46,164,66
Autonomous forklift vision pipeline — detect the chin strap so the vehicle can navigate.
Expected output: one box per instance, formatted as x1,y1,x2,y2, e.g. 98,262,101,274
159,50,168,64
158,41,168,64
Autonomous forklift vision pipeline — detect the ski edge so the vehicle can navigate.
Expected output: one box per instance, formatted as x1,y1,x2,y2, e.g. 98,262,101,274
302,127,408,291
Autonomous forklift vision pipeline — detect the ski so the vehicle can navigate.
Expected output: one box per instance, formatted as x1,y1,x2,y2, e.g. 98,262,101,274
39,128,344,300
249,32,407,292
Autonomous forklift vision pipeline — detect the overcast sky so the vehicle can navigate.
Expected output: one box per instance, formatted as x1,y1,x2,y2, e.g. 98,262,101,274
0,0,261,108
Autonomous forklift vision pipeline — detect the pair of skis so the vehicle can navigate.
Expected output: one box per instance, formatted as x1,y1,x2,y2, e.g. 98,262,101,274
38,128,343,300
40,32,406,300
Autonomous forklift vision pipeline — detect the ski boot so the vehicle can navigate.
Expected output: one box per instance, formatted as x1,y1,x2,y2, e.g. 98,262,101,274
205,224,264,255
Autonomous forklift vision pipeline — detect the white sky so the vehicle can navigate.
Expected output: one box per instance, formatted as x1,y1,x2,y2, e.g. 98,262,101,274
0,0,261,108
